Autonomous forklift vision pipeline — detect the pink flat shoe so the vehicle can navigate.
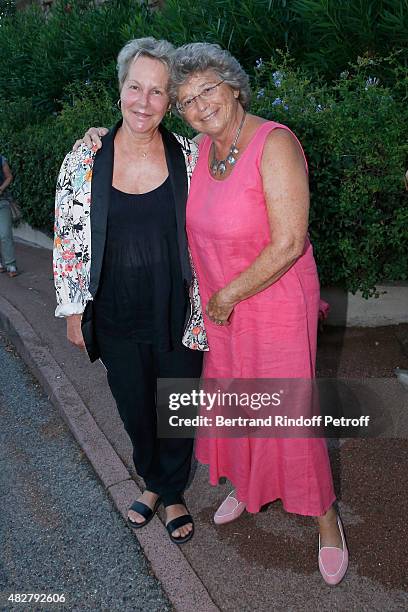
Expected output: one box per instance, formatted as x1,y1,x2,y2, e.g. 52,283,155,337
214,490,246,525
318,516,349,585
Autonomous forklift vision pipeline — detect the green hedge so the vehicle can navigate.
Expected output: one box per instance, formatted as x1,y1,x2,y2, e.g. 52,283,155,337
0,0,407,295
251,57,408,295
141,0,408,82
1,82,120,230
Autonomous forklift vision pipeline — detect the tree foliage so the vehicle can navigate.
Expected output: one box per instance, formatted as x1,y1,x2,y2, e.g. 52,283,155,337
0,0,15,19
252,56,408,295
0,0,406,293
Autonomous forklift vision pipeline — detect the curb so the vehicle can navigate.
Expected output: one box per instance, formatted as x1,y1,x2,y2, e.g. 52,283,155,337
0,295,219,612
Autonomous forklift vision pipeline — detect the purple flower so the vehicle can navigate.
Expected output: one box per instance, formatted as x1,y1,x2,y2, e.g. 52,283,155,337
365,76,380,90
272,97,288,110
257,88,265,99
255,58,263,69
272,71,283,87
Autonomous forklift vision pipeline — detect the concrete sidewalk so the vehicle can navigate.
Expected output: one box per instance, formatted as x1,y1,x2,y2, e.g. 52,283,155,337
1,242,407,611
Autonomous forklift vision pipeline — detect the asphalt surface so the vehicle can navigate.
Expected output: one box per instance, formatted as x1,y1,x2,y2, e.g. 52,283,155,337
0,332,171,612
0,241,408,611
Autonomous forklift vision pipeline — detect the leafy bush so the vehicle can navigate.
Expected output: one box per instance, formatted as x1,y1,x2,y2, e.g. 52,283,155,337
0,0,144,116
137,0,408,82
0,0,406,294
0,81,120,230
289,0,408,80
251,56,408,295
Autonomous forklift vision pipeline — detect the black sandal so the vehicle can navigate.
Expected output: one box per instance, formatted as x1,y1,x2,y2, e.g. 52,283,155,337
165,512,194,545
127,497,161,530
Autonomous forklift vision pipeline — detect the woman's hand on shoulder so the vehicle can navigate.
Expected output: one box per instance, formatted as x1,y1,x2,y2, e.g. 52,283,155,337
72,127,109,152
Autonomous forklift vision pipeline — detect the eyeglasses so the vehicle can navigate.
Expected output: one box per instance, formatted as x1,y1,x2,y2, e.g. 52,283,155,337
176,79,225,114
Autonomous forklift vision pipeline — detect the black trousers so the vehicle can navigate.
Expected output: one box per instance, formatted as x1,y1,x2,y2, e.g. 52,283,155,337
96,329,203,506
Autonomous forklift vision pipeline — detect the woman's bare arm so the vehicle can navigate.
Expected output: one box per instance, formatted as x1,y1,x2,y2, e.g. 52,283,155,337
206,128,309,324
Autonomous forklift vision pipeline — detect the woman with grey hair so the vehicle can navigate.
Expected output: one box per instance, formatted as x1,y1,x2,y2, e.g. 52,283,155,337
171,41,348,584
54,37,207,545
79,41,348,583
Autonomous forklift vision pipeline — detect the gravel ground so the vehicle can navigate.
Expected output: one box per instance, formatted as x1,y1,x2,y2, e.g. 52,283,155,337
0,333,172,612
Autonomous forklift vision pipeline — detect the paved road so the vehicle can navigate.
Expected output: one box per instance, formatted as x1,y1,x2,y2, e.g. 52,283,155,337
1,242,408,610
0,332,171,612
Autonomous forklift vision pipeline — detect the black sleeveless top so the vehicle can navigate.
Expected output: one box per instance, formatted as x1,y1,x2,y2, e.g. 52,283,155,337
93,176,188,351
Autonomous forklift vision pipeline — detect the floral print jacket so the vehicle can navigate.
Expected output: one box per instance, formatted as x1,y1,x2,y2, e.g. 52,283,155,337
53,129,208,351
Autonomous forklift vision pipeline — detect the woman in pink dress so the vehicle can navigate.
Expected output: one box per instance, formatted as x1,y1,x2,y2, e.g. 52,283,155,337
171,42,348,584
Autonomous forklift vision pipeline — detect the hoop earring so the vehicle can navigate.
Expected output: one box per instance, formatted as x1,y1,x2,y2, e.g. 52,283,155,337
116,99,121,110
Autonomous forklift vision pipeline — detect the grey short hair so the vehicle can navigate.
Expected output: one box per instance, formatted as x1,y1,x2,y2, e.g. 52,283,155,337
170,42,251,111
117,37,174,91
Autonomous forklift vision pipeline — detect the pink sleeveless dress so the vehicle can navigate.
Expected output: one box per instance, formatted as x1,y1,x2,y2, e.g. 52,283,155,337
186,122,335,515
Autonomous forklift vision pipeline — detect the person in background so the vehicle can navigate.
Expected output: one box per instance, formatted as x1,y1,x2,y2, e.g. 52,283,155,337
0,154,18,277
